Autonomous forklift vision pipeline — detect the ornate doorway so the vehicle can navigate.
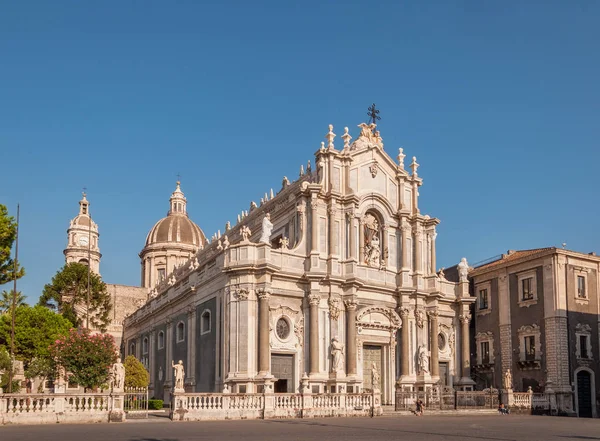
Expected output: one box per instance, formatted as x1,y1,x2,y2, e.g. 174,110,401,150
362,345,383,392
271,354,294,393
439,362,449,386
577,370,593,418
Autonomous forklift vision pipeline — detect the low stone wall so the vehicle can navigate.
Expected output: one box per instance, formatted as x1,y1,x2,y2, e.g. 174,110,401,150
170,391,379,421
0,392,126,425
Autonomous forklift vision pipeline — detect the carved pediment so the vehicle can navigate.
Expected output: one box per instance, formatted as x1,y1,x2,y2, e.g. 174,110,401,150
356,306,401,331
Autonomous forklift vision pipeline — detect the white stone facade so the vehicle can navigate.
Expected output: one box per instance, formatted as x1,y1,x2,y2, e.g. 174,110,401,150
123,122,475,404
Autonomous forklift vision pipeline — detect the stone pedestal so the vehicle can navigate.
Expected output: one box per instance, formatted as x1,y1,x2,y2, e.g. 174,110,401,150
371,388,383,416
109,392,125,422
501,388,514,407
328,371,346,394
415,372,436,392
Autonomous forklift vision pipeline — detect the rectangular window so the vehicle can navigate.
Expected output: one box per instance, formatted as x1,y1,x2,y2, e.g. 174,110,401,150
480,341,490,364
522,278,534,300
580,335,589,359
577,276,586,298
524,336,536,360
157,268,166,282
479,289,489,310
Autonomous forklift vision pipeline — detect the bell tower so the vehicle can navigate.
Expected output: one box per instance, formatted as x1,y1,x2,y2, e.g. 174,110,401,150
63,192,101,274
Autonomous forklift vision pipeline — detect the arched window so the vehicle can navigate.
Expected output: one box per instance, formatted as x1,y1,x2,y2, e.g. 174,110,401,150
363,211,384,268
176,321,185,342
201,310,211,335
129,342,136,356
158,331,165,350
142,337,149,354
79,258,89,266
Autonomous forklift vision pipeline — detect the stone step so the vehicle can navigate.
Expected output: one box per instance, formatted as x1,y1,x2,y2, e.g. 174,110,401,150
382,408,499,417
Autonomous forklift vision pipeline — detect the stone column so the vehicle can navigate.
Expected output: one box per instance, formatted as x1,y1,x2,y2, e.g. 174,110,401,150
187,307,197,386
428,310,439,378
310,198,319,253
345,300,358,376
381,225,389,266
309,293,321,375
348,211,356,261
358,218,365,264
328,204,336,256
414,230,422,275
149,329,156,387
430,232,437,275
460,314,471,380
257,289,271,375
399,308,410,378
401,222,411,270
166,319,173,385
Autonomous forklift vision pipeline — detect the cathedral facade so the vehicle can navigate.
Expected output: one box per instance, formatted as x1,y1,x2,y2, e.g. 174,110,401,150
123,122,475,404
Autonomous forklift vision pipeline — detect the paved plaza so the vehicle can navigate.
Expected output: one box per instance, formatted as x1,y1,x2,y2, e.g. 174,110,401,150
2,415,599,441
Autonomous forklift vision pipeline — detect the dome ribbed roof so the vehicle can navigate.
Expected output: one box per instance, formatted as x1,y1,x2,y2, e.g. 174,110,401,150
145,215,206,246
144,181,206,247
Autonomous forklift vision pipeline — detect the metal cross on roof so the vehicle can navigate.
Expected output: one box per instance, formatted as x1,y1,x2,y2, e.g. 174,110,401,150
367,103,381,125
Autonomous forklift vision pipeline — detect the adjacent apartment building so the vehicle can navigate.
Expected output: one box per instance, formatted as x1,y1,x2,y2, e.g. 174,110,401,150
470,247,600,418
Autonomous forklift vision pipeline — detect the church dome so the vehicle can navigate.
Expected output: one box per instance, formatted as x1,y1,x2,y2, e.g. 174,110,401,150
144,182,206,247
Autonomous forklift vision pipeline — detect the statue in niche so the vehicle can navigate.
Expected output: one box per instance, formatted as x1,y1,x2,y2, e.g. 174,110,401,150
259,213,273,244
418,344,430,374
330,337,344,373
363,213,382,267
458,257,469,282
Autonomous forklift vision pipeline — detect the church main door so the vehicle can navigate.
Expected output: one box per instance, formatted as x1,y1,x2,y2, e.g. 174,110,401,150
362,345,383,392
271,354,294,393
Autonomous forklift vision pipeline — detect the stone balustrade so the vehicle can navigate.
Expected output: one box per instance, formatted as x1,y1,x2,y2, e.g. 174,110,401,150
1,392,125,425
170,390,380,421
511,392,532,408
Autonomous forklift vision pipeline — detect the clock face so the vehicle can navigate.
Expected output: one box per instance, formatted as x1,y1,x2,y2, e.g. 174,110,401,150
276,318,290,339
78,235,89,246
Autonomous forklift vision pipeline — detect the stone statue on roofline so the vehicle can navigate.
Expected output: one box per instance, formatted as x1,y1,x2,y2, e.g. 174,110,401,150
259,213,273,245
458,257,469,282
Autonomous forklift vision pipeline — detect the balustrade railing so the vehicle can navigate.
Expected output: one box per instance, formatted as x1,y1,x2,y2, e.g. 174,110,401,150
512,392,532,408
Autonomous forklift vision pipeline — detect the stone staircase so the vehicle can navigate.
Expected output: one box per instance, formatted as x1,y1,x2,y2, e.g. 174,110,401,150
381,405,499,417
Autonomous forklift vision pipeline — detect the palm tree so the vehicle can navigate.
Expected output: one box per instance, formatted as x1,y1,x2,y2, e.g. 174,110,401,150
0,290,27,313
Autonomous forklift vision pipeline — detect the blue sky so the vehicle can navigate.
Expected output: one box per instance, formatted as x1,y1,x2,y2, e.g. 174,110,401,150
1,1,599,304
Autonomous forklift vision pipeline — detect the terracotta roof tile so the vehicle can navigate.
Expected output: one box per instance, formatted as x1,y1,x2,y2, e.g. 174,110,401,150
470,247,556,274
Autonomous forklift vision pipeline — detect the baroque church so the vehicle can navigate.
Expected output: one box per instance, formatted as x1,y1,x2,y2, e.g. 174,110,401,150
120,121,476,404
63,183,205,349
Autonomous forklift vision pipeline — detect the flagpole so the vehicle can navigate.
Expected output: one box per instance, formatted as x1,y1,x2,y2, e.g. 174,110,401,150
8,204,20,394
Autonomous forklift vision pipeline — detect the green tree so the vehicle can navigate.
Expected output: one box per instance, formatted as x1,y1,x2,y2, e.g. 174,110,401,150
124,355,149,388
0,347,20,392
0,346,9,372
39,262,111,332
50,328,117,391
0,204,25,285
25,356,55,392
0,289,27,313
0,305,72,366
